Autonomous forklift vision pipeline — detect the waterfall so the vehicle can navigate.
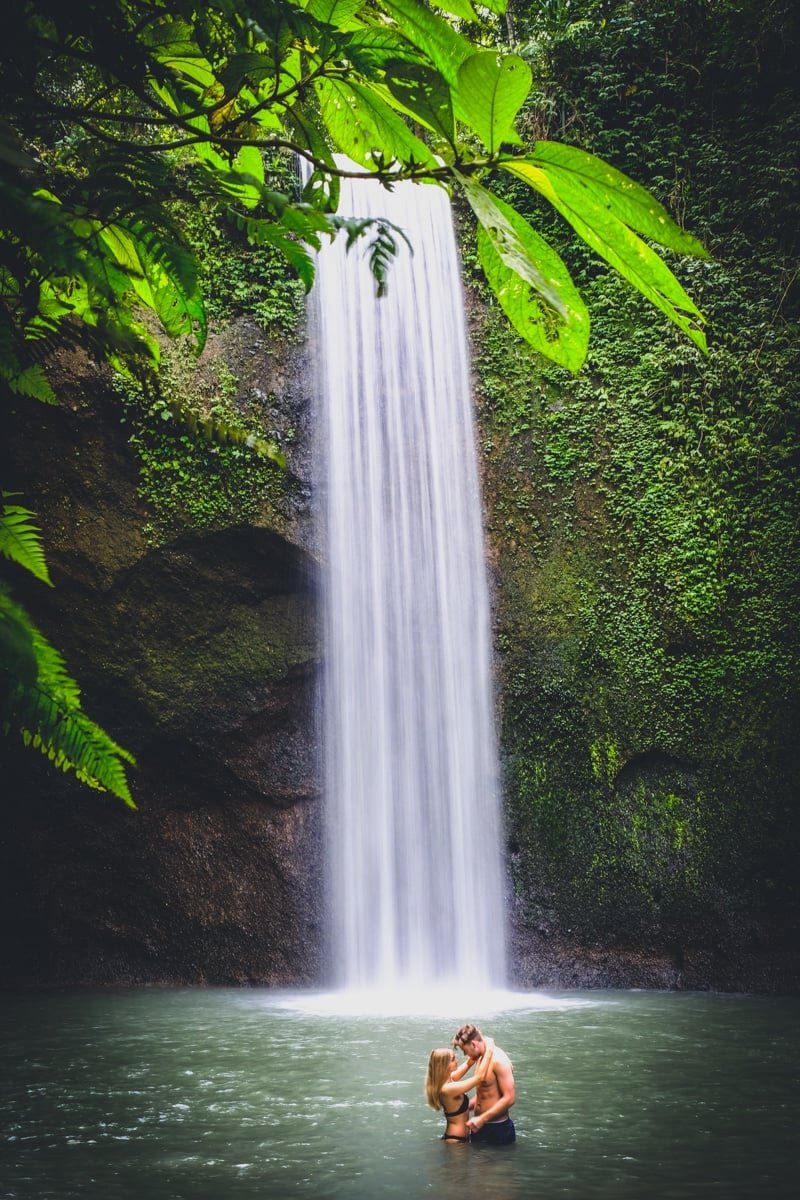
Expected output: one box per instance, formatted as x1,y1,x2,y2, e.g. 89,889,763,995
311,170,507,992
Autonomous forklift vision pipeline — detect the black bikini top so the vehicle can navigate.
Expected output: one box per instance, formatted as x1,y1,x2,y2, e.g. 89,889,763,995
441,1092,469,1118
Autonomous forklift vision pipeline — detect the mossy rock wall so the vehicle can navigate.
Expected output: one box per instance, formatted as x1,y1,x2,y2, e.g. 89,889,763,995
473,0,799,991
0,313,324,987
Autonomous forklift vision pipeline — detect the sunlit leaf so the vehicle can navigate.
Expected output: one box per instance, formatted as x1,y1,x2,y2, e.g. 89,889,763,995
342,28,426,74
378,0,474,90
144,19,216,88
457,52,531,154
316,77,436,170
100,220,206,351
529,142,709,256
384,59,455,146
434,0,479,21
502,157,707,352
307,0,365,25
460,177,589,371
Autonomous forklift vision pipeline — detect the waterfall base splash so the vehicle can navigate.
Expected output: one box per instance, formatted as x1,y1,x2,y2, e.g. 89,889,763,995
266,986,600,1018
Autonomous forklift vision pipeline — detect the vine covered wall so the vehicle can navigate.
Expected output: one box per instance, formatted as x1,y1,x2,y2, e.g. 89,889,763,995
473,0,799,988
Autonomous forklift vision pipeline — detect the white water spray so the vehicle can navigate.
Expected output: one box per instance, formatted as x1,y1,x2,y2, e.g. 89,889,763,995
311,172,507,993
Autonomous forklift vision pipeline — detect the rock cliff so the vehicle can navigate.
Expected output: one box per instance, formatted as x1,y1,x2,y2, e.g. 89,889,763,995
1,328,324,987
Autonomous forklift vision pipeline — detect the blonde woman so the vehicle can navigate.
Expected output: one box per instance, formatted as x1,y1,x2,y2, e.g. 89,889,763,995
424,1037,494,1142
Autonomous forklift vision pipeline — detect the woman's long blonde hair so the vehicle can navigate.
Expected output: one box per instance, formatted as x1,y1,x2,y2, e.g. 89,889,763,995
424,1048,453,1110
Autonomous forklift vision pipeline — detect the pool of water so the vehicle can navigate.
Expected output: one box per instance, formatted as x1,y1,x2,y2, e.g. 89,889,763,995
0,988,796,1199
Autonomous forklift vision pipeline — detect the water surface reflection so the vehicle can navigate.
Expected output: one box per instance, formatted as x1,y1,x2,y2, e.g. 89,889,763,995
1,989,796,1199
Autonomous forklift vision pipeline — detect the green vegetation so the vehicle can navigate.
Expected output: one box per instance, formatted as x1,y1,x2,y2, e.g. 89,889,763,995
116,346,292,542
1,0,710,804
173,159,307,335
0,495,136,805
473,0,799,947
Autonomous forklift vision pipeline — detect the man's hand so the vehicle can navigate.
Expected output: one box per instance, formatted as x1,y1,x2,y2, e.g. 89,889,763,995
467,1114,485,1133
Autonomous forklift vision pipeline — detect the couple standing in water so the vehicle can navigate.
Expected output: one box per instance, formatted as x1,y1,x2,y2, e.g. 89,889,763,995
425,1022,516,1146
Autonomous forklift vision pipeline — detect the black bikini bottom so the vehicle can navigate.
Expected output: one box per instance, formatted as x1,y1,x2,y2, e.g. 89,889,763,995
441,1133,470,1142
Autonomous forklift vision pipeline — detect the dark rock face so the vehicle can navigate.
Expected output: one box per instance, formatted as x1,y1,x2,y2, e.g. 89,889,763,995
0,336,325,988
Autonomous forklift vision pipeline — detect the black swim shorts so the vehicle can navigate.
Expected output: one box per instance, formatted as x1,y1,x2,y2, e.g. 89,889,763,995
470,1117,516,1146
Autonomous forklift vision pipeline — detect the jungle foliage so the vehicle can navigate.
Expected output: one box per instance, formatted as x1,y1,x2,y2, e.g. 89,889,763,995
474,0,800,948
0,0,710,804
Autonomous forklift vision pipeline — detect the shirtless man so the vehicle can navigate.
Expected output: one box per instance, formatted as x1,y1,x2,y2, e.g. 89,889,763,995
452,1022,516,1145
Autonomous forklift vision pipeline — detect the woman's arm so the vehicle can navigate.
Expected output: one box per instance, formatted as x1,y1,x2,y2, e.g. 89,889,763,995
449,1057,472,1083
442,1039,495,1098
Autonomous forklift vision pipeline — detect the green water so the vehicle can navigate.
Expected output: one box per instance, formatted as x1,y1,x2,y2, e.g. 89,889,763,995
0,989,796,1199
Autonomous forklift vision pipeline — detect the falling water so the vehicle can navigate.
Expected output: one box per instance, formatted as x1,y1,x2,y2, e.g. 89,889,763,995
311,171,507,992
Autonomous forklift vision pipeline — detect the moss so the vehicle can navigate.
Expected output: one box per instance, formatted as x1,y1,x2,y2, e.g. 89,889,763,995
479,1,800,949
171,153,306,339
132,594,314,727
116,337,294,544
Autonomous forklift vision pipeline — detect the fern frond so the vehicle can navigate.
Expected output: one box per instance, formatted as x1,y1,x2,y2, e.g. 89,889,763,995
0,497,53,584
4,363,57,403
0,588,37,708
108,217,207,351
329,215,413,297
235,212,317,292
0,589,136,807
0,314,57,404
21,691,136,806
163,393,286,468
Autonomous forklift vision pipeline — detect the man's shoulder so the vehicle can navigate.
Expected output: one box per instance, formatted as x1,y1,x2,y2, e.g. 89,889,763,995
492,1044,513,1068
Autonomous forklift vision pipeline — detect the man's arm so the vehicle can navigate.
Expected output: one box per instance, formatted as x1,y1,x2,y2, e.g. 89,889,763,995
468,1057,515,1130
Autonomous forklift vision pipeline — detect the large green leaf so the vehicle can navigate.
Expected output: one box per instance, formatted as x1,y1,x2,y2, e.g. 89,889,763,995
233,145,265,191
460,178,589,371
377,0,474,90
384,59,455,146
144,19,216,89
503,158,707,352
433,0,479,20
342,28,426,74
529,142,709,256
307,0,365,26
316,77,436,170
218,51,281,91
456,52,531,154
